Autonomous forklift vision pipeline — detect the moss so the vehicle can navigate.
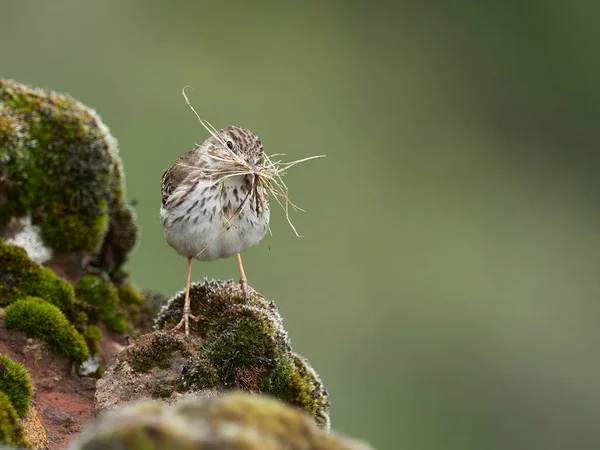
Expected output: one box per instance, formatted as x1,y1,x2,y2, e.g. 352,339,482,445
82,325,102,356
93,203,138,277
75,276,129,334
0,114,23,155
0,239,82,319
39,199,110,253
155,280,330,428
0,391,28,448
4,297,90,363
0,77,138,260
150,381,179,400
0,354,32,418
128,332,188,373
0,78,130,253
70,393,371,450
273,353,331,429
72,401,196,450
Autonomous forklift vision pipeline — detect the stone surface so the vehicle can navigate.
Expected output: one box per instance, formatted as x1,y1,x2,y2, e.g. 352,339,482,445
96,280,330,429
74,392,372,450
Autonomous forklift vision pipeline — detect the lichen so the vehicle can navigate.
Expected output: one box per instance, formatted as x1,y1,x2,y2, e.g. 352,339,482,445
74,275,129,334
3,297,90,363
72,392,371,450
0,391,29,448
0,239,84,325
20,406,46,450
0,354,33,418
155,280,330,428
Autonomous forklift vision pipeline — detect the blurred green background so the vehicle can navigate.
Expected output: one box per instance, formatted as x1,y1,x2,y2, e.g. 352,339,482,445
2,1,600,449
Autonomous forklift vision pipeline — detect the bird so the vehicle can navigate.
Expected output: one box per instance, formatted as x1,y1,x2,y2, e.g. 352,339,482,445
160,125,270,336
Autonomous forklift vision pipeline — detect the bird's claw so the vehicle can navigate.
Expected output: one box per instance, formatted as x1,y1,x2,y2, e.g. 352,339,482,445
169,312,201,338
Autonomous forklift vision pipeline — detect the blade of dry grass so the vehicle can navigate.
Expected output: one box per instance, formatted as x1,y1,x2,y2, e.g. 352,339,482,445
182,88,325,241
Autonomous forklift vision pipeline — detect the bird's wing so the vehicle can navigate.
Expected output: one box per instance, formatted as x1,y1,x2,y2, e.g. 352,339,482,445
161,149,200,206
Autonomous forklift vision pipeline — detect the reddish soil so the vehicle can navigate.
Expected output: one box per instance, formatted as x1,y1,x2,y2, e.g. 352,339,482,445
0,313,124,450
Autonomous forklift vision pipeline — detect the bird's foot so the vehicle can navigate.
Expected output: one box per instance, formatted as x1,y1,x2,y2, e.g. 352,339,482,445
169,311,201,338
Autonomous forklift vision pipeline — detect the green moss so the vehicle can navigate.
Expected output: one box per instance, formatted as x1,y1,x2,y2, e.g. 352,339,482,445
0,77,137,256
40,199,110,253
93,203,138,276
0,239,85,326
0,391,28,447
150,381,179,399
155,280,330,428
70,393,370,450
0,354,32,418
268,354,331,429
4,297,90,363
72,402,196,450
75,276,129,334
176,393,340,448
128,332,188,373
82,325,102,356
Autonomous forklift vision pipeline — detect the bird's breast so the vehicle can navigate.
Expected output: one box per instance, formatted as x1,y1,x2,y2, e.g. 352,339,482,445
160,176,270,261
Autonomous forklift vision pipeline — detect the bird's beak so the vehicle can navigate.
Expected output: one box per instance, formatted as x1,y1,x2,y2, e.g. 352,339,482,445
248,159,259,174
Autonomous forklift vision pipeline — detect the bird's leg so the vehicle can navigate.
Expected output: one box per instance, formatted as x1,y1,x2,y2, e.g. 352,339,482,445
236,253,248,296
170,257,199,337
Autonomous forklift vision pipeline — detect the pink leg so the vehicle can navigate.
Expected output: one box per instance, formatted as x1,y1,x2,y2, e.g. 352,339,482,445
236,253,248,296
171,257,198,337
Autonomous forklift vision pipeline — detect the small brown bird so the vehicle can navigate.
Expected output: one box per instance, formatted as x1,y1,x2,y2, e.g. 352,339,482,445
160,125,270,336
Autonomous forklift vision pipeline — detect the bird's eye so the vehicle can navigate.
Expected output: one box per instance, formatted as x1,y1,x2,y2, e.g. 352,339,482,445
226,141,234,150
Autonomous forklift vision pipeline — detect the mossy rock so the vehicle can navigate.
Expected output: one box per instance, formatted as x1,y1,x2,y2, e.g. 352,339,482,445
155,280,330,429
73,392,371,450
0,77,137,272
0,391,28,448
0,354,32,418
4,297,90,363
0,239,85,325
75,275,129,334
128,332,189,373
92,204,138,277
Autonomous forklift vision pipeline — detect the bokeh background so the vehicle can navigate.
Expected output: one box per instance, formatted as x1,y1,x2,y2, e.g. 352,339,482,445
2,2,599,449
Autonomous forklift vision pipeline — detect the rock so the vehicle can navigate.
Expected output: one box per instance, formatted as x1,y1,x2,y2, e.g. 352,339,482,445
96,280,330,429
22,406,48,450
0,77,137,279
43,407,74,426
95,331,195,412
73,392,372,450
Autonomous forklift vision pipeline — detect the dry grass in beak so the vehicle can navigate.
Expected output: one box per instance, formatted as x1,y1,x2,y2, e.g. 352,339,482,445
182,87,325,238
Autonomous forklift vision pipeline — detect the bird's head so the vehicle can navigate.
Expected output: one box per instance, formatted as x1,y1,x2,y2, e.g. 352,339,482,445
200,125,264,173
